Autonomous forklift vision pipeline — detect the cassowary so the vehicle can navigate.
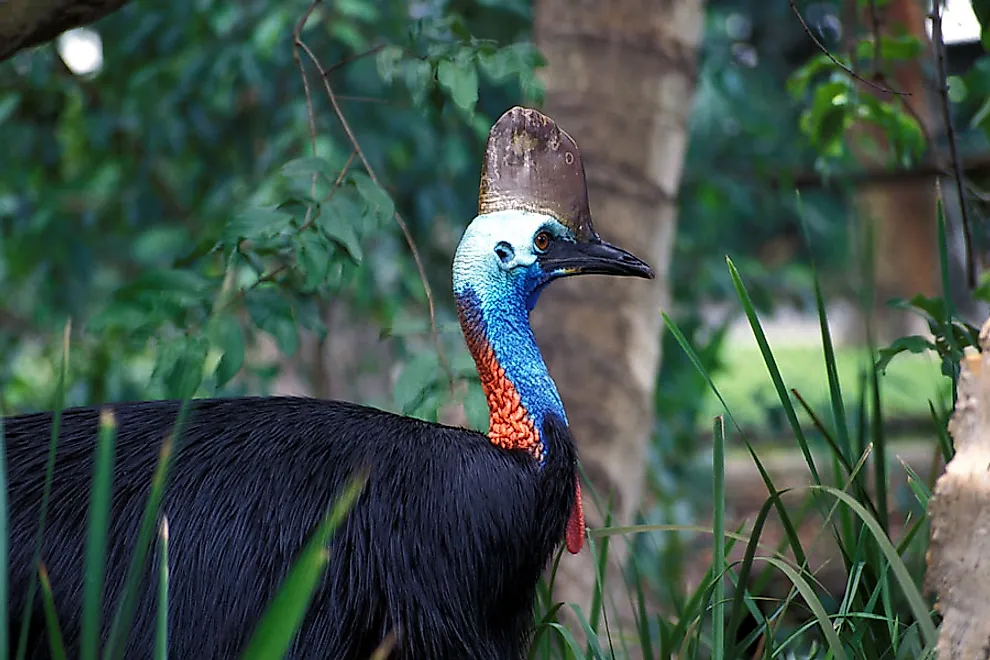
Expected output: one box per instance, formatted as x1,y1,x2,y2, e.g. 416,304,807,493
4,106,654,659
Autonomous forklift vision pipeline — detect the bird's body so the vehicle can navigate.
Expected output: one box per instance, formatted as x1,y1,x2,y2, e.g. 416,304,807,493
6,397,576,659
3,107,654,659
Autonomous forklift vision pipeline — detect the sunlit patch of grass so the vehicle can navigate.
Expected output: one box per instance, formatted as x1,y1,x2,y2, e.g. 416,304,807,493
705,344,948,429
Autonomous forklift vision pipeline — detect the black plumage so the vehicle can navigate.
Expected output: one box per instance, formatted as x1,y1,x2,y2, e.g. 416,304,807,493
5,397,577,658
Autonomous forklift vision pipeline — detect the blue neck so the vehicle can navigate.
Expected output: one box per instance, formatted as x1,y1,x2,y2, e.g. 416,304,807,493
457,283,568,435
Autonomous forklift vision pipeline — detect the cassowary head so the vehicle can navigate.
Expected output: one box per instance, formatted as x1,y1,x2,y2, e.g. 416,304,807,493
453,106,654,307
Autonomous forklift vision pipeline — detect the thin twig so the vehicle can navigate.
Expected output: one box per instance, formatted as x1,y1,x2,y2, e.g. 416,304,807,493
931,3,977,287
789,0,908,96
292,0,322,230
296,31,456,393
336,95,404,106
327,150,358,201
866,0,883,75
322,44,386,77
299,149,358,233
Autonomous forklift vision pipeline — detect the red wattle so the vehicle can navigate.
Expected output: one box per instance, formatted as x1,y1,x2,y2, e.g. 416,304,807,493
565,476,584,554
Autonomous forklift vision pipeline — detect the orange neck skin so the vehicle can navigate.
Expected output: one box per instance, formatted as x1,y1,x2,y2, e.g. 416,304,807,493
456,298,545,463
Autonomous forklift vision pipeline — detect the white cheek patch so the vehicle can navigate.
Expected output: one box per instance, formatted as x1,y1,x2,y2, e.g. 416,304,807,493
499,250,537,273
452,210,571,293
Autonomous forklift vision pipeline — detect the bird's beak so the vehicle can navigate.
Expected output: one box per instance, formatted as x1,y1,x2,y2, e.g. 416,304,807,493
539,238,655,280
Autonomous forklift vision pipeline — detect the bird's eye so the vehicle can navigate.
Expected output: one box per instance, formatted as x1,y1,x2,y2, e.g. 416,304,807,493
533,231,551,253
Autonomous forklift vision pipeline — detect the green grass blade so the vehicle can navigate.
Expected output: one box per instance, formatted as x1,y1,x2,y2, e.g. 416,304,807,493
726,257,822,485
811,485,938,648
813,271,852,463
899,458,932,509
38,563,67,660
241,474,366,660
82,409,117,660
547,622,591,659
662,311,808,570
789,389,854,477
756,557,846,660
105,401,190,660
17,323,71,660
584,505,612,657
569,606,606,660
528,602,567,659
869,352,889,533
795,193,853,465
155,518,169,660
712,416,726,660
628,558,654,660
929,401,954,464
726,493,782,658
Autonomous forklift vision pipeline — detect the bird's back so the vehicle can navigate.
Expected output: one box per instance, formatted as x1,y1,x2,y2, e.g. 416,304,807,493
5,396,575,659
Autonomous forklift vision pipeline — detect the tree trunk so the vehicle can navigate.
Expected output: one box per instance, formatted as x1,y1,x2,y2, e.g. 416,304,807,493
926,317,990,658
531,0,705,630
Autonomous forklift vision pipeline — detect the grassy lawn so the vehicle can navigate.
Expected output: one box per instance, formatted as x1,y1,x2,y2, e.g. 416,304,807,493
703,343,951,430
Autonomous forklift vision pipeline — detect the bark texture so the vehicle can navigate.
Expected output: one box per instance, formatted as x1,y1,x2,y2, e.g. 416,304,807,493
531,0,704,625
0,0,132,62
926,317,990,659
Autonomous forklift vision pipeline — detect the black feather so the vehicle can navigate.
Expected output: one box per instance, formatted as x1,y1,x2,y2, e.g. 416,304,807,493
4,396,577,659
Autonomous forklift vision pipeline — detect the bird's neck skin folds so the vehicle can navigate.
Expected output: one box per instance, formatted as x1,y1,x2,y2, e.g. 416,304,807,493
455,289,565,465
452,211,569,466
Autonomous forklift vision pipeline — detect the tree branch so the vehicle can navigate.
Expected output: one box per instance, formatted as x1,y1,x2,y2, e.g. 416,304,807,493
931,3,977,288
0,0,133,62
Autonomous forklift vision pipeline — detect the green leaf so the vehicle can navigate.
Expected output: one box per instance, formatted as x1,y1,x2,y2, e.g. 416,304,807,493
246,290,299,356
296,231,331,291
403,59,434,106
970,94,990,131
375,45,405,83
393,352,440,413
224,207,294,245
891,293,948,324
0,93,21,125
786,53,840,99
208,315,245,388
854,35,923,62
321,195,364,264
437,56,478,112
478,46,519,81
351,172,395,225
280,157,333,180
875,335,935,373
293,296,327,341
974,0,990,50
816,104,848,150
153,335,209,400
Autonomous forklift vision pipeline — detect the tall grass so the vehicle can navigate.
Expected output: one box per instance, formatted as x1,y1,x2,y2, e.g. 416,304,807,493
531,232,945,657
